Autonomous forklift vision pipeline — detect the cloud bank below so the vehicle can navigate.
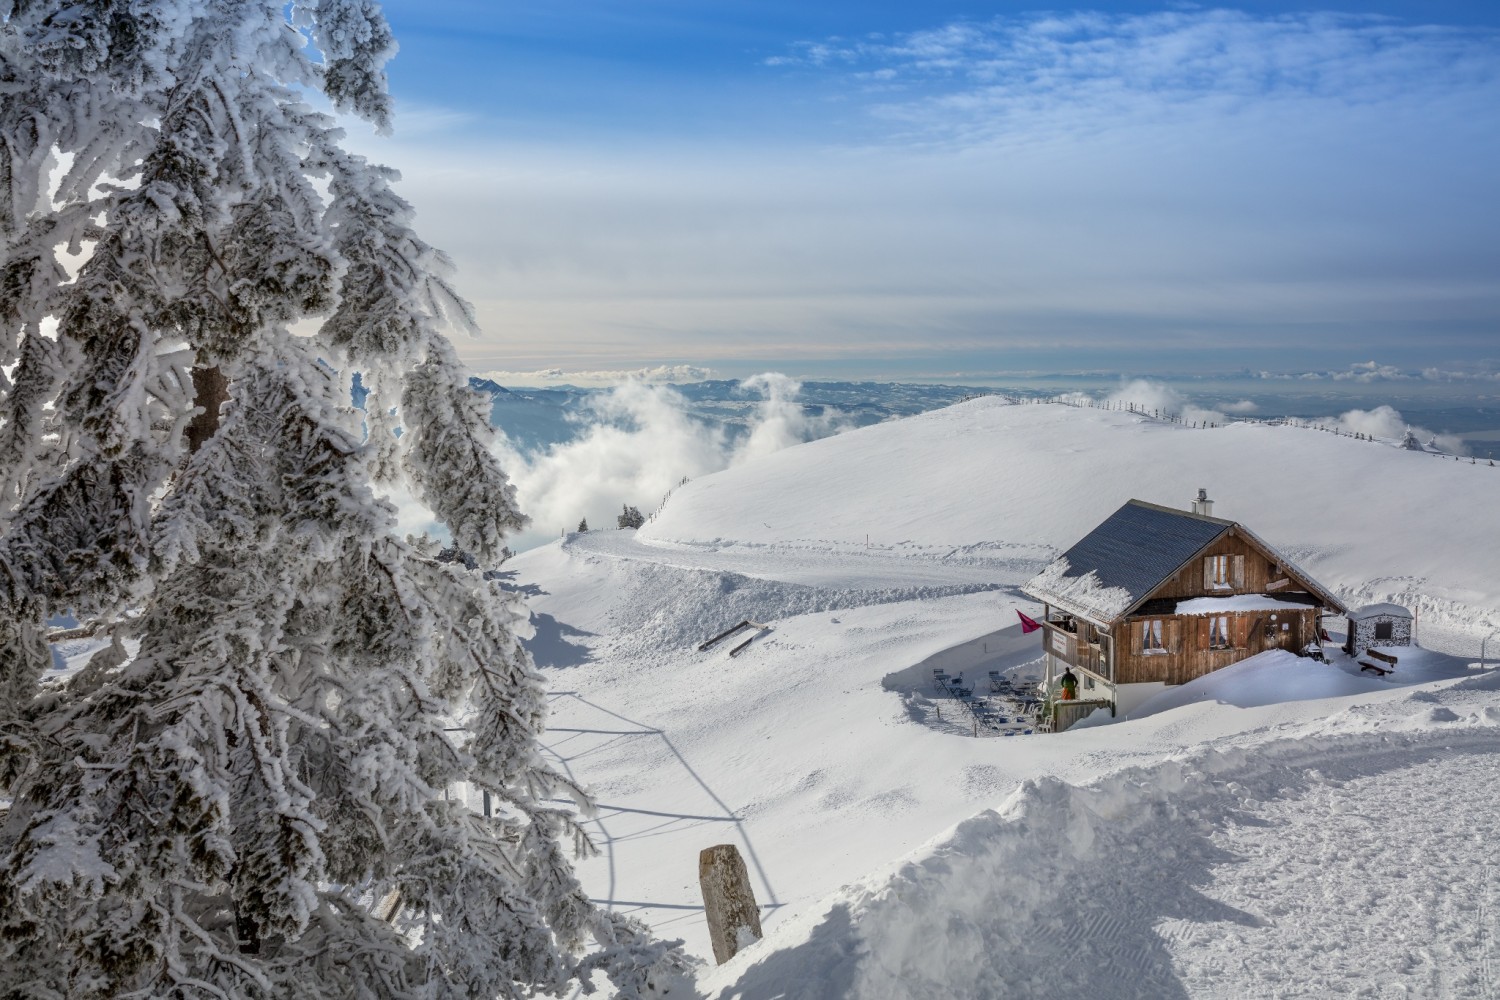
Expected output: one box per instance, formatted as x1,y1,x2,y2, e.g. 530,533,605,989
492,374,851,548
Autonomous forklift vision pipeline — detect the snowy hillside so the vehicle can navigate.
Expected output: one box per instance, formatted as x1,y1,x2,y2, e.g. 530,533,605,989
506,398,1500,996
640,398,1499,643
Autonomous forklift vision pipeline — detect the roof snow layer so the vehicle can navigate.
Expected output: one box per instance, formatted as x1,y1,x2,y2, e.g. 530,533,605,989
1023,500,1229,624
1349,602,1413,620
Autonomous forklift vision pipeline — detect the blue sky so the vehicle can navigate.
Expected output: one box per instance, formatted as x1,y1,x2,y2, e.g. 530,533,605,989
360,2,1500,382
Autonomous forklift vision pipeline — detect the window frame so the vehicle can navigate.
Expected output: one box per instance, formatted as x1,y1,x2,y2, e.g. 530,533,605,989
1208,554,1230,588
1208,615,1231,650
1141,619,1167,654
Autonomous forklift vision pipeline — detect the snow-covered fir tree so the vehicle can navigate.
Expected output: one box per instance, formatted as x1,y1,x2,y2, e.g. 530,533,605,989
617,505,645,530
0,3,685,997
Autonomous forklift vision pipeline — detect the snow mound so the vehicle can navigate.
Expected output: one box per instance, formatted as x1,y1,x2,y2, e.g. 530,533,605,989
701,697,1500,999
1127,649,1385,718
1128,646,1481,721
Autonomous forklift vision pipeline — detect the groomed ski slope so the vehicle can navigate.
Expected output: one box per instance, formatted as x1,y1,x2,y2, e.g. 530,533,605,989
507,397,1500,996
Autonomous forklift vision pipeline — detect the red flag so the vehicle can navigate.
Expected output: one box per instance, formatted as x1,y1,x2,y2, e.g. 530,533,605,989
1017,610,1042,634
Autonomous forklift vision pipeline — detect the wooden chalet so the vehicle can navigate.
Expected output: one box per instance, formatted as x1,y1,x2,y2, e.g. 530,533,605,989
1021,492,1346,725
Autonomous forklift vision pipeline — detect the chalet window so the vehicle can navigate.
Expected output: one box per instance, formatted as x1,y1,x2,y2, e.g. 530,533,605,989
1142,619,1166,654
1207,555,1230,588
1209,615,1231,649
1374,621,1393,641
1203,554,1245,591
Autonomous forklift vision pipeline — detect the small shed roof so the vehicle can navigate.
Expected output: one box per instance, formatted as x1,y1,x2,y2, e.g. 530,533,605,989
1348,602,1412,621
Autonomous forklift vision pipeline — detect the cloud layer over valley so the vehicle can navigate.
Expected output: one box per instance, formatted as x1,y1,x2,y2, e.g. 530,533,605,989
490,374,853,548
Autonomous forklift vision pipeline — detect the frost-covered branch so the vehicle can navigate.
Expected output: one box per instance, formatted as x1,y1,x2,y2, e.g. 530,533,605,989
0,3,680,997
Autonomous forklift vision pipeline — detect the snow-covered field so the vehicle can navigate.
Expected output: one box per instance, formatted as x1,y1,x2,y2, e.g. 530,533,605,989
507,398,1500,997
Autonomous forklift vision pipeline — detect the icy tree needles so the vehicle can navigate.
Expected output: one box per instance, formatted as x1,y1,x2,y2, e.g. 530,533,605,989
0,3,682,997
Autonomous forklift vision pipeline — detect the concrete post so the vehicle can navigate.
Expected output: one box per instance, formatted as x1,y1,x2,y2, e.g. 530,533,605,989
699,844,762,965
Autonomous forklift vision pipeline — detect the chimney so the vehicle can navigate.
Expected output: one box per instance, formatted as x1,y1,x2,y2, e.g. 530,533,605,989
1191,488,1214,517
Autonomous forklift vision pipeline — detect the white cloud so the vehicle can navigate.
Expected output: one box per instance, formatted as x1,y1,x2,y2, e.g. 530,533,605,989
1221,399,1259,414
771,11,1500,149
1420,366,1500,382
1105,378,1227,426
1255,361,1500,383
491,374,849,548
1331,361,1416,382
1315,405,1469,454
1053,379,1235,425
732,373,851,464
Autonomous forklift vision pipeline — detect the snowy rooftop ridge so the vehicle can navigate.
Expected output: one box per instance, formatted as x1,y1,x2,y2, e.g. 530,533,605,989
1173,594,1321,615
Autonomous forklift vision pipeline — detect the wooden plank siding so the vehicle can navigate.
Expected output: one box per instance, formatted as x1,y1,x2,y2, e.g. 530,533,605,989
1114,608,1317,686
1148,531,1283,600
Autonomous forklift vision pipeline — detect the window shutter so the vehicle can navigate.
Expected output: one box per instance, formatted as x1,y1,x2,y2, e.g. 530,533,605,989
1232,615,1250,648
1202,557,1213,590
1198,616,1211,649
1232,555,1245,590
1167,619,1182,653
1130,620,1143,652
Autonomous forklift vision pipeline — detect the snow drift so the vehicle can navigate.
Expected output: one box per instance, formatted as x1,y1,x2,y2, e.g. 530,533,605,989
701,670,1500,999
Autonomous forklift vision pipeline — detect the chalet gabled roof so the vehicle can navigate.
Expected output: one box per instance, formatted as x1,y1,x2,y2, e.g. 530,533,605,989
1021,499,1346,627
1021,500,1231,626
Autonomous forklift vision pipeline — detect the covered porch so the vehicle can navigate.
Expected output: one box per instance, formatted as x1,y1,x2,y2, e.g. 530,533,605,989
1038,604,1118,730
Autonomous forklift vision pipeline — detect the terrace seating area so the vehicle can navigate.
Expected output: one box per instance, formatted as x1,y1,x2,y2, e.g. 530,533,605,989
930,667,1042,737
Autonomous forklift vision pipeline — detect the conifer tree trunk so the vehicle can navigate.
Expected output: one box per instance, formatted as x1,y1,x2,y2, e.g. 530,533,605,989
186,364,230,453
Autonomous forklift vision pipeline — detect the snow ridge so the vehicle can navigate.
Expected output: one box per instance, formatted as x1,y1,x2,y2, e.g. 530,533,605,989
563,543,1004,661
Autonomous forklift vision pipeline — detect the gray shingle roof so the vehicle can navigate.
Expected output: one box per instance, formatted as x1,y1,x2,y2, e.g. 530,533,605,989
1023,500,1230,624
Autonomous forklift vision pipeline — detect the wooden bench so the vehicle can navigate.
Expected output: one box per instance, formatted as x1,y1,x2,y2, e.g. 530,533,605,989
1359,649,1398,676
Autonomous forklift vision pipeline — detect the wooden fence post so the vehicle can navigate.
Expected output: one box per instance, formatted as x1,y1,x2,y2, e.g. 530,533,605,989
699,844,762,965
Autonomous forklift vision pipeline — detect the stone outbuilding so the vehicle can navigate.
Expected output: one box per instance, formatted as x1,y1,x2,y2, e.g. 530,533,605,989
1343,603,1413,656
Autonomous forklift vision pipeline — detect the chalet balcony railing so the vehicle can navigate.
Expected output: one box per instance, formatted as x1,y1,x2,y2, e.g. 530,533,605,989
1041,620,1110,682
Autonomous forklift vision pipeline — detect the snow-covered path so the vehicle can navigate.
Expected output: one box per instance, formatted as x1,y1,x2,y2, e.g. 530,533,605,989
1171,740,1500,998
575,529,1048,590
699,707,1500,1000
